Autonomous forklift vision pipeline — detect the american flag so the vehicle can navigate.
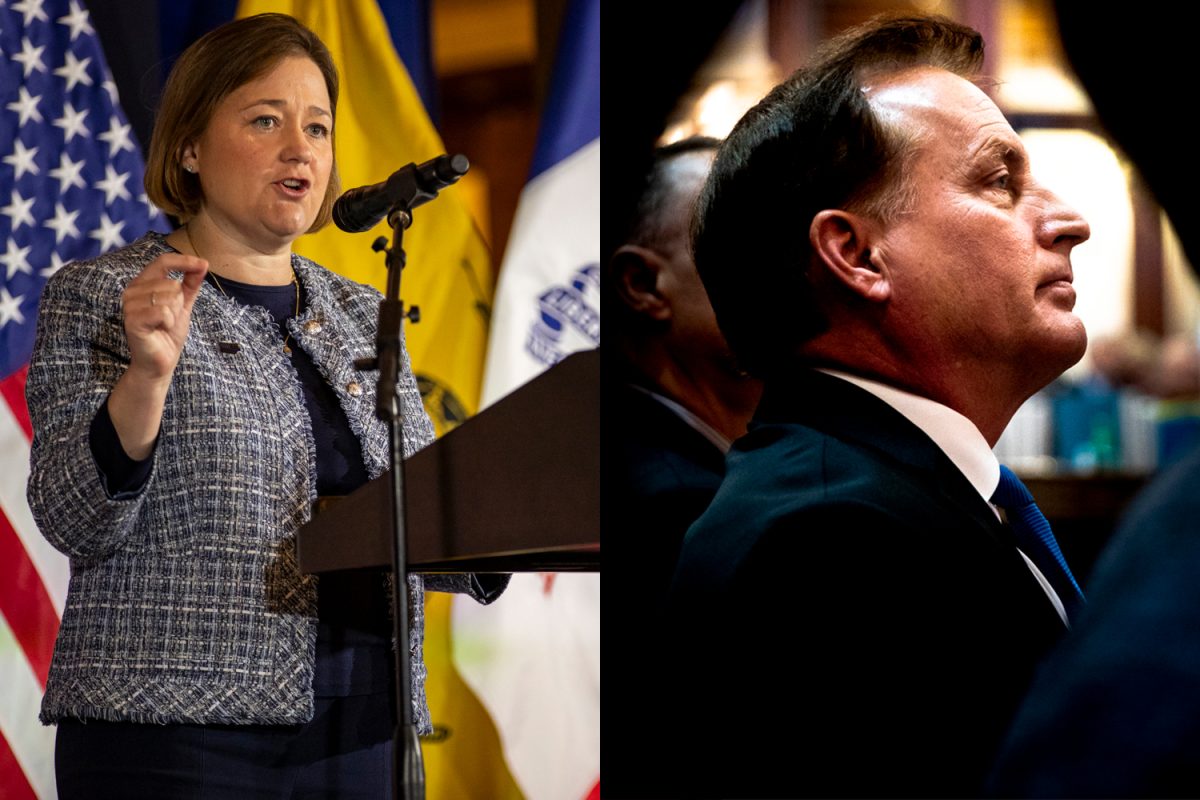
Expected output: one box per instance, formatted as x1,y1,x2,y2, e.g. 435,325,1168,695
0,0,165,796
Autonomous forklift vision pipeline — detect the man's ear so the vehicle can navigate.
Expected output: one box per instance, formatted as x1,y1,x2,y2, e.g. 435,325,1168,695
809,210,891,303
611,245,671,321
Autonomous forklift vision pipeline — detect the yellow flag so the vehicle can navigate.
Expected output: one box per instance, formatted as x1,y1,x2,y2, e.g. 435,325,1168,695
237,0,493,435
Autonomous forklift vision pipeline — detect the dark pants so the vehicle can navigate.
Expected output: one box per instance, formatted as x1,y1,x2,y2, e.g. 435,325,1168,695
55,692,393,799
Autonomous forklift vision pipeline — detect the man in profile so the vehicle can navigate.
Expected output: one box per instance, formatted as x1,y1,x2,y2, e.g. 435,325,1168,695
668,15,1091,797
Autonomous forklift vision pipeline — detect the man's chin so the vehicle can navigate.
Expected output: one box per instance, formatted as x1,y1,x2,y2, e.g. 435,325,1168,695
1043,319,1089,375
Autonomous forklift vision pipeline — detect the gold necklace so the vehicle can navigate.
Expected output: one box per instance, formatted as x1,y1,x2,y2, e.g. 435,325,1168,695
186,224,300,355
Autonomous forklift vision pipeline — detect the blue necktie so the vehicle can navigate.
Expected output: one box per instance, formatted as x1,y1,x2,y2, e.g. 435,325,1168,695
991,465,1084,622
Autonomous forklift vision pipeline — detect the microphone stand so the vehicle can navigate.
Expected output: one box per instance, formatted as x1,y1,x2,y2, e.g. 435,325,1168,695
354,208,423,800
345,154,466,800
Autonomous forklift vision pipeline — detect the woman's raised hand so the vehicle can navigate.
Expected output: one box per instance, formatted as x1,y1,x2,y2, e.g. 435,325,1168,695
122,252,208,383
108,252,208,460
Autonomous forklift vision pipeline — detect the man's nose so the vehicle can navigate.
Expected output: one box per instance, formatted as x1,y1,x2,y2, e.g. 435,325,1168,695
1038,190,1090,251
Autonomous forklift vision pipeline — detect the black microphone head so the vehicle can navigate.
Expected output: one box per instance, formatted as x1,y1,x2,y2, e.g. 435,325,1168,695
331,192,366,233
333,183,391,233
334,154,472,232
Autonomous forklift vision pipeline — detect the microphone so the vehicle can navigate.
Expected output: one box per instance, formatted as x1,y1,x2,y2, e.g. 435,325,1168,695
333,153,470,233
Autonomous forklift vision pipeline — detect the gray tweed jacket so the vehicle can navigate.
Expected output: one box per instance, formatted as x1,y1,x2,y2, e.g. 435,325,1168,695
28,232,493,731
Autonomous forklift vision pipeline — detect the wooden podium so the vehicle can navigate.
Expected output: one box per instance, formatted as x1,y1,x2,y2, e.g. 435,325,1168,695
297,349,600,574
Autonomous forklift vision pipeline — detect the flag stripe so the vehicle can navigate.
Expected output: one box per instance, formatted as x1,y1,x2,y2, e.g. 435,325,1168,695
0,611,57,800
0,730,38,800
0,369,32,443
0,509,58,687
4,1,169,796
0,399,69,615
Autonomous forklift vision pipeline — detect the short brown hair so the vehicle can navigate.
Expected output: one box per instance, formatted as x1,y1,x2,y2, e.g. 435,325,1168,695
693,14,983,379
144,13,341,230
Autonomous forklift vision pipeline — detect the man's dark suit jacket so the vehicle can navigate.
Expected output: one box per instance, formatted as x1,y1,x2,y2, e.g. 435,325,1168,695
606,378,730,798
615,381,728,608
666,370,1065,798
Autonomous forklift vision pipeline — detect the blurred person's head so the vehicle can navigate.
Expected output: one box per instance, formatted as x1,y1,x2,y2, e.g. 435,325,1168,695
609,136,761,437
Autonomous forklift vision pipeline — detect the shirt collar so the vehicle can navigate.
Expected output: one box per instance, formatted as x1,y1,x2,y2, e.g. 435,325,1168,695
627,384,733,454
816,369,1000,503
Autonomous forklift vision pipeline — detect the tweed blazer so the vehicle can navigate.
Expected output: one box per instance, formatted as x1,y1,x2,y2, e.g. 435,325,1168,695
28,232,487,731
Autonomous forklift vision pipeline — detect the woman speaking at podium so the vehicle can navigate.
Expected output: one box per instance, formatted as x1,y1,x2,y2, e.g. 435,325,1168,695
26,14,505,797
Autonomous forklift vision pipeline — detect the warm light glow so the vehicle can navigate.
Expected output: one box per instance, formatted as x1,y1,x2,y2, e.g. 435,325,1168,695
995,65,1091,114
658,0,777,144
1161,215,1200,336
994,0,1092,114
659,78,774,144
432,0,536,75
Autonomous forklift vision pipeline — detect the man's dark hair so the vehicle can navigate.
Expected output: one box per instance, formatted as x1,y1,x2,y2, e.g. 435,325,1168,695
692,15,983,379
626,136,722,249
608,136,721,340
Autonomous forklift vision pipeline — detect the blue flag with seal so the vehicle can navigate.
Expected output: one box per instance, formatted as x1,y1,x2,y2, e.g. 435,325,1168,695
461,0,600,798
480,0,599,407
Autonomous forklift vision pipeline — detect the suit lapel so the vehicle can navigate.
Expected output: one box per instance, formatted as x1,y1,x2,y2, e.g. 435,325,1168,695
757,369,1068,630
756,369,1009,547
